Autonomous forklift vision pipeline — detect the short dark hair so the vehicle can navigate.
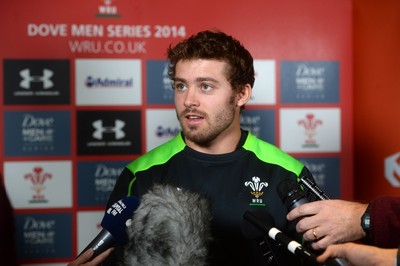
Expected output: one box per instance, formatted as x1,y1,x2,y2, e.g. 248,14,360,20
167,30,255,91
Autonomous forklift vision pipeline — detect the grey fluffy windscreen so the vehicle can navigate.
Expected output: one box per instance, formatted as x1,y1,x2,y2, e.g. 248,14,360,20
124,184,212,266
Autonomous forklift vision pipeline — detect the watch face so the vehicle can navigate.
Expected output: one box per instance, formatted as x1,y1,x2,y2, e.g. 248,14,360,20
365,216,370,227
362,214,370,230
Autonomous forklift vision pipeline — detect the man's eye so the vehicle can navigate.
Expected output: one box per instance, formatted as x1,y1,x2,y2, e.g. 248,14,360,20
202,84,212,91
174,83,186,90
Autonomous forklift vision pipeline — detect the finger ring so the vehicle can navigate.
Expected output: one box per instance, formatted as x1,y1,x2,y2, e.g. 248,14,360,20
312,228,318,240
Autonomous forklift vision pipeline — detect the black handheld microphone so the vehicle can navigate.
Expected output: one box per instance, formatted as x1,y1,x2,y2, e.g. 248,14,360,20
299,176,330,200
277,178,349,266
79,196,140,258
277,178,309,212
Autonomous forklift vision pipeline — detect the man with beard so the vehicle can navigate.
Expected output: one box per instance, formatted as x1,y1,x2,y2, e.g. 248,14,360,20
69,30,317,266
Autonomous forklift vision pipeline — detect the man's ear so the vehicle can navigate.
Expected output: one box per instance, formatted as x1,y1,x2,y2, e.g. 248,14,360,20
237,84,252,107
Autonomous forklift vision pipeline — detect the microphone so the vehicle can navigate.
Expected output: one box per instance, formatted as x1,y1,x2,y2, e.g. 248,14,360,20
124,184,212,266
241,210,298,265
243,211,348,266
277,178,348,266
244,210,318,264
277,178,308,212
299,176,330,200
79,196,140,258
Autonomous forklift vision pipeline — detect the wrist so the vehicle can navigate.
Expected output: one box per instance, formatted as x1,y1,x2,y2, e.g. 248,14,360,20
360,203,371,239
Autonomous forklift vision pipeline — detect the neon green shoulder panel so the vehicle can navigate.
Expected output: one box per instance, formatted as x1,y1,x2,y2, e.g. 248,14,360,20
243,132,304,176
125,134,186,193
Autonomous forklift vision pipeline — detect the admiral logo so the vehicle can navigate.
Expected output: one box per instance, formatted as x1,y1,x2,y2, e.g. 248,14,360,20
3,59,70,104
298,113,322,148
85,76,133,88
244,176,268,206
20,68,54,89
75,59,141,106
25,167,52,203
384,152,400,187
156,125,180,138
95,0,121,18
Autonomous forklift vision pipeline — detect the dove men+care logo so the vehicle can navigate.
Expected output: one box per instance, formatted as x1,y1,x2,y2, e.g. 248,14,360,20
15,213,72,260
280,61,339,103
4,111,71,156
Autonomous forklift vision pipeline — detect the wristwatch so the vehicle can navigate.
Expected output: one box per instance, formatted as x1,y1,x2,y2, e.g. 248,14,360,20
361,204,371,235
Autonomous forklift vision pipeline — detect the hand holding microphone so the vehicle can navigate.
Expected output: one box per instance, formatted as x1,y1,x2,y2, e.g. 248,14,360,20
78,196,140,259
282,178,368,250
277,178,349,265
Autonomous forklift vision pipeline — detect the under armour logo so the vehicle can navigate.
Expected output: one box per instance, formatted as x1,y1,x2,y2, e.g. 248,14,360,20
19,68,54,89
92,119,126,140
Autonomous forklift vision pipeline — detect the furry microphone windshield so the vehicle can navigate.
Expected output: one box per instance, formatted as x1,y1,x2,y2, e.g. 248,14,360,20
124,184,212,266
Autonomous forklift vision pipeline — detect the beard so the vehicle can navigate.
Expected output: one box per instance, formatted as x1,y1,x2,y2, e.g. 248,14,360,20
177,94,237,146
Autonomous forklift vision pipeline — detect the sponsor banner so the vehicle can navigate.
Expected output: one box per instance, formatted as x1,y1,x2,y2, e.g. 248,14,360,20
4,161,72,208
15,213,72,259
146,109,181,151
298,157,341,198
248,60,276,105
3,59,70,105
280,108,341,153
280,61,339,103
76,110,142,155
240,109,276,144
77,211,104,254
77,160,129,207
75,59,142,106
146,60,174,104
4,110,71,156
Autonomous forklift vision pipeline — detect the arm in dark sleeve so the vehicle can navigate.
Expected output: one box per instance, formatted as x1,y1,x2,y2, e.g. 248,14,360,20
369,196,400,248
